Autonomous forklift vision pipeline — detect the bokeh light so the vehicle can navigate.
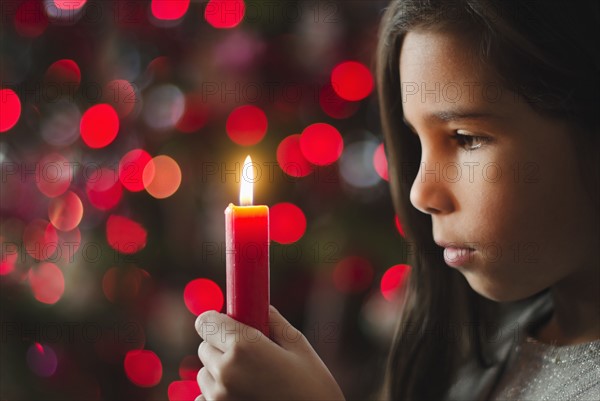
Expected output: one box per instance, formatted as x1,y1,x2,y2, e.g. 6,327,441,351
332,256,374,294
142,84,185,130
168,381,200,401
183,278,224,316
176,94,210,133
142,155,182,199
269,202,306,244
26,343,58,377
80,104,120,149
14,1,49,38
299,123,343,166
373,143,389,181
119,149,152,192
106,215,147,255
103,79,138,118
23,219,58,261
44,59,81,89
178,355,201,381
226,105,268,146
204,0,245,29
40,101,81,147
86,168,123,211
48,191,84,231
340,140,381,188
0,89,21,132
44,0,87,21
319,84,359,120
380,264,411,301
124,350,162,387
151,0,190,21
36,152,72,198
53,0,87,10
276,134,313,178
0,240,18,276
331,61,374,101
394,215,405,238
56,227,81,263
28,262,65,304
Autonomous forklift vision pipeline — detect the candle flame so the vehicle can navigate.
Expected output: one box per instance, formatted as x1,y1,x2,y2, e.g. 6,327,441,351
240,155,253,206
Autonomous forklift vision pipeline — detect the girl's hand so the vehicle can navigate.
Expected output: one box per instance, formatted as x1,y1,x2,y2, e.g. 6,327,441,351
194,305,345,401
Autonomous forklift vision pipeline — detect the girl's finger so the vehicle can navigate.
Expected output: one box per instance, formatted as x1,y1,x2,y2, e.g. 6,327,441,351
197,367,215,400
195,310,263,353
198,341,224,379
266,305,307,351
194,395,206,401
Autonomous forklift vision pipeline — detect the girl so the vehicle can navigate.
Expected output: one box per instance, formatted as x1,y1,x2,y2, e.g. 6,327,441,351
195,1,600,399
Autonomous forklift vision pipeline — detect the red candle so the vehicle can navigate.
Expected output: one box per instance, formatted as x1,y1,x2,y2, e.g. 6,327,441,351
225,155,270,336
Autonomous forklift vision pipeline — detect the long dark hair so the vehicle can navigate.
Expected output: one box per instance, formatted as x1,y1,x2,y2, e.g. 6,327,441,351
376,1,599,399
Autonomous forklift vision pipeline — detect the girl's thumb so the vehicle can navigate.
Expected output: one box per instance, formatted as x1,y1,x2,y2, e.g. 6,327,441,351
267,305,308,351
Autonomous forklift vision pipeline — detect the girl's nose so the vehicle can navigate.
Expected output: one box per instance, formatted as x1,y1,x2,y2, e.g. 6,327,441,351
409,159,455,215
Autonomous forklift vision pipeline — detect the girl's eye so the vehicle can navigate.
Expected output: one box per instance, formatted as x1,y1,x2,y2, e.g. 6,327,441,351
452,130,490,151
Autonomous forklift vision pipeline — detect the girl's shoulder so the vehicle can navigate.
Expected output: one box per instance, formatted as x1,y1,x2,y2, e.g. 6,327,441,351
444,291,554,401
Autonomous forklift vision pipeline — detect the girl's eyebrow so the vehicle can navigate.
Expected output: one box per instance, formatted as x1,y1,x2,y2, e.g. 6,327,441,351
402,109,500,134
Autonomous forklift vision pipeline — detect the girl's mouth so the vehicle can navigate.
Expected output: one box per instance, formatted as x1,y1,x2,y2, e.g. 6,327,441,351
442,247,476,267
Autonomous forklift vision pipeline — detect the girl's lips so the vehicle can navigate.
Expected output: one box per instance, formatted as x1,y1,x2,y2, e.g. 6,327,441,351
443,247,476,267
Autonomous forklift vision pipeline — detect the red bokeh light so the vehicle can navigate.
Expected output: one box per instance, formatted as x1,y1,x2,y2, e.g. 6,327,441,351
204,0,245,29
373,143,389,181
103,79,137,118
381,264,411,301
332,256,374,293
0,240,18,275
23,219,58,261
299,123,343,166
80,104,120,148
178,355,202,381
269,202,306,244
106,215,147,255
45,59,81,88
48,191,84,231
331,61,374,101
14,0,49,38
142,155,182,199
146,56,171,81
319,84,359,119
225,105,267,146
151,0,190,20
36,153,72,198
183,278,224,316
86,168,123,211
28,262,65,304
394,215,405,238
119,149,152,192
168,380,200,401
53,0,87,10
176,94,210,133
124,350,162,387
276,134,313,178
102,266,150,303
0,89,21,132
26,343,58,377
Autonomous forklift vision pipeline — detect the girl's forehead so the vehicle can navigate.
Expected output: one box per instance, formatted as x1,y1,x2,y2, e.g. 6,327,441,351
398,30,505,114
399,30,488,84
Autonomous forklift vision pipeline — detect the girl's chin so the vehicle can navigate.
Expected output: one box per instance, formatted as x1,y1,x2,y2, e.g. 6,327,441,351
462,272,536,303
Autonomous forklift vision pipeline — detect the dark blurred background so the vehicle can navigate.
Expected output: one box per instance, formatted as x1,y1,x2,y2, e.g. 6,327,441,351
0,1,412,399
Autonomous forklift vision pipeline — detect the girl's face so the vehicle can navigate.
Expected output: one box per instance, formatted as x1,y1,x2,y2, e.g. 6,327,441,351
399,30,598,302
